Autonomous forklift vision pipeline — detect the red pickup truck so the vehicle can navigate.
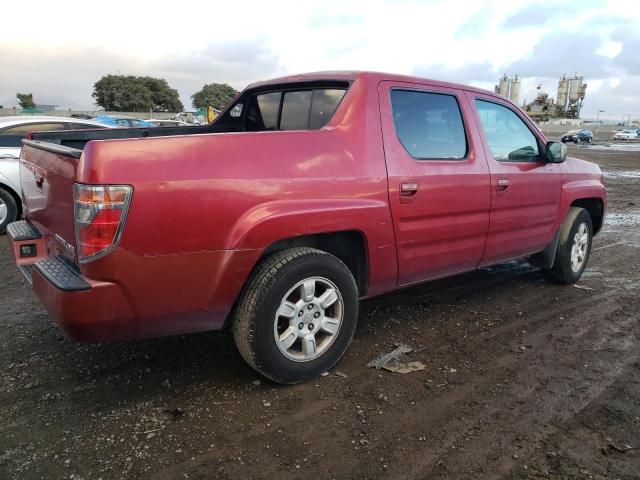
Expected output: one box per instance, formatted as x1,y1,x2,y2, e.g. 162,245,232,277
8,71,606,383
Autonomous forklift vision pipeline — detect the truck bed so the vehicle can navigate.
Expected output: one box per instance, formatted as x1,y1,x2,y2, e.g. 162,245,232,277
28,122,232,153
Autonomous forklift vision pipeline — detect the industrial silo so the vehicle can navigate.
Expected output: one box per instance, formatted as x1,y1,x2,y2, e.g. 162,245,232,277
509,75,521,104
556,75,569,111
568,76,583,103
498,74,511,97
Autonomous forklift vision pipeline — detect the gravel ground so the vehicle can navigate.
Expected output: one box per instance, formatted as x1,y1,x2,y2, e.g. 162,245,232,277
1,144,639,479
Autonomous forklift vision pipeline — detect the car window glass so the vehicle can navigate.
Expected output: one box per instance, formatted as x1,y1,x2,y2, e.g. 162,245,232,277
244,88,347,132
475,100,540,162
309,89,345,129
0,123,66,147
390,89,467,159
0,123,66,135
67,123,102,130
246,92,281,131
280,91,313,130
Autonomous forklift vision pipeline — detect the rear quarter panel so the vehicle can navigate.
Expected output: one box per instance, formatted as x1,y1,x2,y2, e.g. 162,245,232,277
77,75,397,335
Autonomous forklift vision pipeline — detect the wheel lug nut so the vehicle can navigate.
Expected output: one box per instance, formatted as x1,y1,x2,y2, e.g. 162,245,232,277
298,323,304,330
309,324,314,331
307,304,314,310
298,310,304,317
314,312,320,318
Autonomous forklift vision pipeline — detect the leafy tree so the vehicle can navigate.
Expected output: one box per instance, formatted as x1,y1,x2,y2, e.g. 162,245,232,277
16,93,36,109
191,83,238,110
92,75,183,112
140,77,183,112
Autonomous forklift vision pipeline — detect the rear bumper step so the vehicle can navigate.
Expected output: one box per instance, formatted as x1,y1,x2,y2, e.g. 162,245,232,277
33,256,90,292
7,220,42,241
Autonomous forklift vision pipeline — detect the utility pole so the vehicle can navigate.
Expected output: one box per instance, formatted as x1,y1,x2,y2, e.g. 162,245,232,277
595,110,605,136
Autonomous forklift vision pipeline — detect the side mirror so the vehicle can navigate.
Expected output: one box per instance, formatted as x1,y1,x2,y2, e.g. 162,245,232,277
545,141,567,163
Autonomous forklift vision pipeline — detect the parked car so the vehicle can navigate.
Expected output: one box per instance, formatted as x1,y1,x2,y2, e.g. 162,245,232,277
0,116,111,233
92,115,156,128
561,129,593,143
145,119,190,127
612,129,638,140
7,71,606,384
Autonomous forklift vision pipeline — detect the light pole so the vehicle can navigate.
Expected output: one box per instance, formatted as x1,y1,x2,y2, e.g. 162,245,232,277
595,110,605,136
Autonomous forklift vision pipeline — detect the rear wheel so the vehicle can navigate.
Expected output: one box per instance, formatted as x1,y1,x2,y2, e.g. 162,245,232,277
233,247,359,384
544,207,593,284
0,187,19,235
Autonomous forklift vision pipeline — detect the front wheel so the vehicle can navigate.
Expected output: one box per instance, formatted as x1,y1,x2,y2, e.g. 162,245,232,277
233,247,359,384
543,207,593,284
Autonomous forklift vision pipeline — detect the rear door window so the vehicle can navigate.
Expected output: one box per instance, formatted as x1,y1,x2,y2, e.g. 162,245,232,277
390,89,467,159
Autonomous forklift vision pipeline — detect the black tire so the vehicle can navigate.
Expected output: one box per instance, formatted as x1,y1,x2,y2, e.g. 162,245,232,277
0,186,19,235
232,247,359,384
544,207,593,284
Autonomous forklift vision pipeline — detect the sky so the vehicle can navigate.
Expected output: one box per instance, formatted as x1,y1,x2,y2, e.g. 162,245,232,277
1,0,639,121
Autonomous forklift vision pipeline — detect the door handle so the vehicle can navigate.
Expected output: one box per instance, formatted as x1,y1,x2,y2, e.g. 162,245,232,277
400,182,418,198
497,178,510,192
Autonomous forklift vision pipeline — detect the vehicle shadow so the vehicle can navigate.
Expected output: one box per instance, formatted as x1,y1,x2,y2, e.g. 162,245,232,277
45,260,546,413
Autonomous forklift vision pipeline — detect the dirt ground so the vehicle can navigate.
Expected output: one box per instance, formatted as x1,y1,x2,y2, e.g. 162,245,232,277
1,143,639,480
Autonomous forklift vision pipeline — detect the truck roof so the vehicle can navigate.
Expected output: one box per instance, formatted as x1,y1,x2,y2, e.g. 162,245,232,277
247,70,496,98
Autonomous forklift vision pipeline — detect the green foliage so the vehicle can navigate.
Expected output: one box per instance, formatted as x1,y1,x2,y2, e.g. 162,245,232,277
191,83,238,110
92,75,184,112
16,93,36,109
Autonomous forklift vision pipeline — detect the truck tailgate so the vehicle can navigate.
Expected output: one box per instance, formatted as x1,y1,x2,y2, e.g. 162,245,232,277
20,140,81,255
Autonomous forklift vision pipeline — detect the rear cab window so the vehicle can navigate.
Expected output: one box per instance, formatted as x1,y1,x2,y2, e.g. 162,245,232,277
218,82,348,133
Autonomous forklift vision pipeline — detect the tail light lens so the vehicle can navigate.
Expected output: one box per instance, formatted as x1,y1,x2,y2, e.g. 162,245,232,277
74,184,133,263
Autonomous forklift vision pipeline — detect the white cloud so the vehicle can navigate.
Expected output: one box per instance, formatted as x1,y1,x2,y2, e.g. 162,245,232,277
1,0,639,118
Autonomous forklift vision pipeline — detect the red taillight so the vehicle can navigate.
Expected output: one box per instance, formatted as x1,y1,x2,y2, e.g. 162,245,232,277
74,184,132,262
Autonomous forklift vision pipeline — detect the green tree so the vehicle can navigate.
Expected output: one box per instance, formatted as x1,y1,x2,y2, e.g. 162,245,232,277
92,75,183,112
191,83,238,110
16,93,36,109
140,77,183,112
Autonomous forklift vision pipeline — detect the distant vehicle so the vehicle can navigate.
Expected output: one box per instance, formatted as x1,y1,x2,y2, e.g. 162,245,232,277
0,116,111,233
145,119,191,127
561,129,593,143
92,115,156,128
612,129,638,140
